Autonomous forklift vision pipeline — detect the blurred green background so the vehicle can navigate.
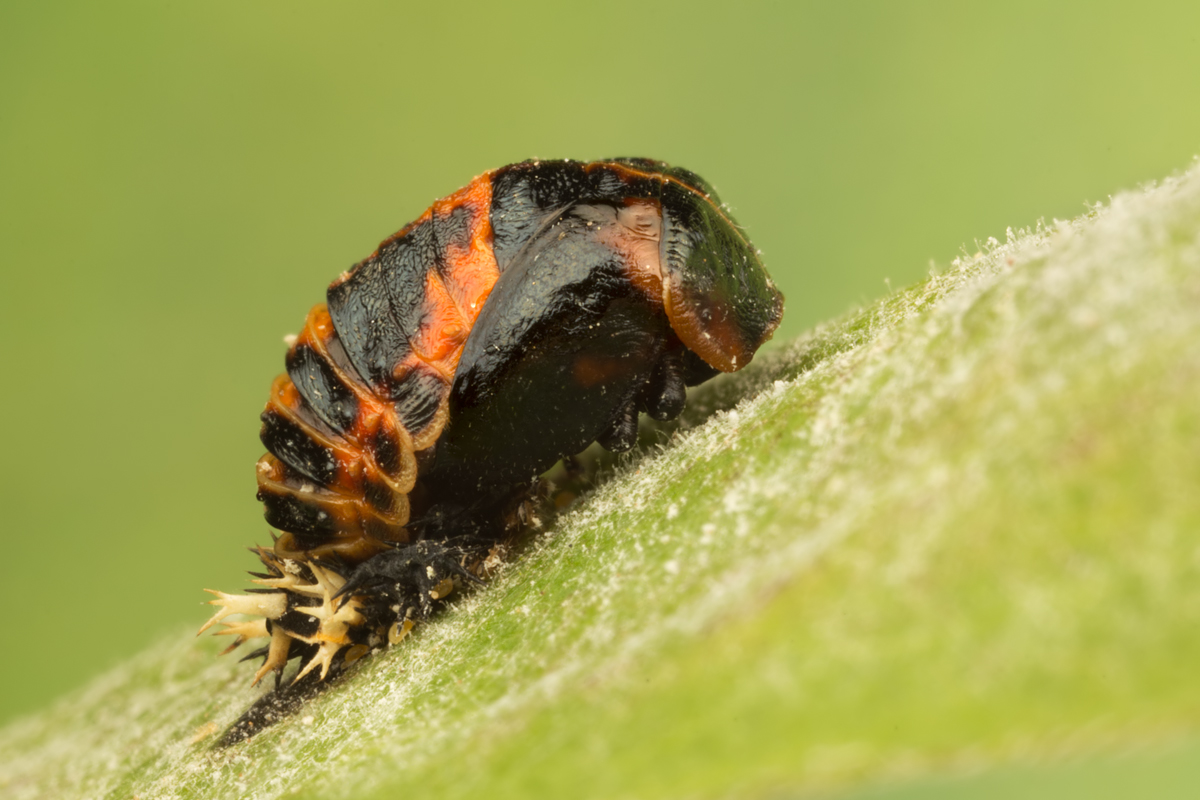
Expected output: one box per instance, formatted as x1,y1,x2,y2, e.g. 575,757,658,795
1,1,1197,726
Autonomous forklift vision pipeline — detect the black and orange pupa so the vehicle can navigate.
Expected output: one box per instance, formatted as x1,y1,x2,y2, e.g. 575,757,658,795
200,158,783,725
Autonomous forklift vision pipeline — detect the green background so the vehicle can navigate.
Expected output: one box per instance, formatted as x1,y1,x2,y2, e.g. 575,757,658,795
0,0,1197,727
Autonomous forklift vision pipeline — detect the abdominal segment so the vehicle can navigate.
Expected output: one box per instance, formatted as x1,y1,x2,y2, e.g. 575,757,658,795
257,175,500,564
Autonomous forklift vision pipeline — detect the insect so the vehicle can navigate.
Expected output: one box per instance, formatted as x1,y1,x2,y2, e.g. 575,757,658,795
200,158,783,693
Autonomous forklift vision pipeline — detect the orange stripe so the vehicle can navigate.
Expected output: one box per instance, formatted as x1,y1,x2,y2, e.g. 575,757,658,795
431,174,500,325
409,270,465,381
